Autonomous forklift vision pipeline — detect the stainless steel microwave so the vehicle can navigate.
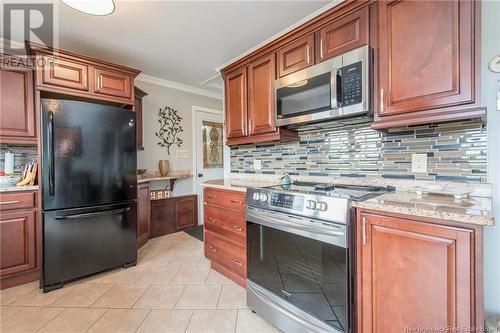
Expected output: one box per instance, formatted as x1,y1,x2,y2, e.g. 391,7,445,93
275,45,371,127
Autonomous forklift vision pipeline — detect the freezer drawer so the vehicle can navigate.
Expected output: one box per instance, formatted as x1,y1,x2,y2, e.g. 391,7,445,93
43,202,137,288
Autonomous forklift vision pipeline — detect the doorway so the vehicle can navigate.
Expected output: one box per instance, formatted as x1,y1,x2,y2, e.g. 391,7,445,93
192,106,224,225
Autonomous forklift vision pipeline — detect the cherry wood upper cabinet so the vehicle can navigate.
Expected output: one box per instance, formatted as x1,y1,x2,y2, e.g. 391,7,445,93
224,67,248,139
316,6,368,63
248,54,276,135
27,42,140,105
357,211,482,333
376,0,477,121
41,55,89,91
94,67,132,99
134,86,148,150
277,34,314,78
0,64,36,144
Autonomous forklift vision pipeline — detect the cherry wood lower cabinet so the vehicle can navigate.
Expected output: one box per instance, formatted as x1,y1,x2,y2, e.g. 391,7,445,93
203,187,246,287
150,195,198,238
137,182,151,248
356,209,483,333
0,190,40,289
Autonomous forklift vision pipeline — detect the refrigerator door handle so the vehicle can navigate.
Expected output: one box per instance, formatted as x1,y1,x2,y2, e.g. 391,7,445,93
48,111,55,196
54,207,131,220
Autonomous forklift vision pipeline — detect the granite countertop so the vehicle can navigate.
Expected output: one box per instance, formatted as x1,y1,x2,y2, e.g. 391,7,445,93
353,191,494,226
137,170,191,184
202,178,278,192
0,185,38,193
203,177,494,226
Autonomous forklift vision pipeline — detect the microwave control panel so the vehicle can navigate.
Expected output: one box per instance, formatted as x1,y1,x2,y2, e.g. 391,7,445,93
340,61,363,107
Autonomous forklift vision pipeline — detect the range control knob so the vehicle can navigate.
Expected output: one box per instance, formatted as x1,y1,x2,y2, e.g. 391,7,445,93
253,193,260,201
306,200,317,210
260,193,269,202
317,201,328,212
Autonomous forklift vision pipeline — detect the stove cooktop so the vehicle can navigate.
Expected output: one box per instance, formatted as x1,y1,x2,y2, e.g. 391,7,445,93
264,181,392,201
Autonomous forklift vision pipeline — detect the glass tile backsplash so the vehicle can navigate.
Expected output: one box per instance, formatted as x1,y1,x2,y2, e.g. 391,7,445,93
230,119,487,183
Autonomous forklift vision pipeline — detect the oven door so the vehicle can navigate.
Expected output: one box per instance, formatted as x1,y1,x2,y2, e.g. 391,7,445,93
275,56,342,126
246,207,349,333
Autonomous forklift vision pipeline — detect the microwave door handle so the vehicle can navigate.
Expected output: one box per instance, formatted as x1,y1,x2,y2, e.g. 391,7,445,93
331,70,338,109
336,69,343,107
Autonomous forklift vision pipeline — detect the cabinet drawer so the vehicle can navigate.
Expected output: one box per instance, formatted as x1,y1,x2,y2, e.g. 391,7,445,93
94,67,132,99
0,191,36,211
204,188,245,212
0,209,36,276
205,230,246,277
42,56,89,91
204,205,245,247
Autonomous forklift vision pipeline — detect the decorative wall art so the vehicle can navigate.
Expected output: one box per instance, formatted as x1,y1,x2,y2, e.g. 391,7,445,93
155,106,184,155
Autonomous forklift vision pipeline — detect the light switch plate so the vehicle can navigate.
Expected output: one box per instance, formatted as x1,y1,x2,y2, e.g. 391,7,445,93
411,154,428,173
254,159,262,170
176,150,189,158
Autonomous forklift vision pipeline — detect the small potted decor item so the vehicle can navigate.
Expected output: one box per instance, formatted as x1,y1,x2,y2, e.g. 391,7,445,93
280,172,292,186
159,160,169,177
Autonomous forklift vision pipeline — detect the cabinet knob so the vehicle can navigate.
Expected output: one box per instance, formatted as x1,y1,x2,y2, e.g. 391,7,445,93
198,173,203,178
232,259,243,266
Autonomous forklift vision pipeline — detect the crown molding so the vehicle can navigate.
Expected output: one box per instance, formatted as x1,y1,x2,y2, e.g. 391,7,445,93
136,74,223,100
214,0,344,72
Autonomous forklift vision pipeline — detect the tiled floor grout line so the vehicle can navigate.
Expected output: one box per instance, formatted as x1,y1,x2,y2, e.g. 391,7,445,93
171,285,187,310
83,307,109,332
129,284,152,309
134,308,152,333
88,283,116,308
183,309,196,333
33,306,67,333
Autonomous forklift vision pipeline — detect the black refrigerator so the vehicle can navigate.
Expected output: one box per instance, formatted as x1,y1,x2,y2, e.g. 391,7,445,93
41,98,137,292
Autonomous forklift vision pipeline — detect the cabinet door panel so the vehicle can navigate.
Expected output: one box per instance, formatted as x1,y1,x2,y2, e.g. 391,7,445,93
224,67,247,139
94,68,132,99
317,7,368,62
378,0,475,116
0,68,36,140
42,56,89,91
277,34,314,77
248,54,276,135
175,196,197,230
137,182,150,247
0,210,36,276
358,212,474,333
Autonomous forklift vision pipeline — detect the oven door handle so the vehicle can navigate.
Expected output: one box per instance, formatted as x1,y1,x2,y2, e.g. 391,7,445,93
248,282,334,333
247,208,345,239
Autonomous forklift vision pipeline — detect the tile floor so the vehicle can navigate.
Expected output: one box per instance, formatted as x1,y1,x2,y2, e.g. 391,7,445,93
0,232,281,333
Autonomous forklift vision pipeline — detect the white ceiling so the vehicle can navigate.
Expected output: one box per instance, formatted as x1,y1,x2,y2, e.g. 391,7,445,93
44,0,330,96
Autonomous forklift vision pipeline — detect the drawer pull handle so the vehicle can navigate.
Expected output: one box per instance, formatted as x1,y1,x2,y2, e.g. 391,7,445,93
207,195,217,199
207,246,217,252
232,225,243,232
0,200,21,205
232,259,243,266
230,200,243,205
208,217,216,223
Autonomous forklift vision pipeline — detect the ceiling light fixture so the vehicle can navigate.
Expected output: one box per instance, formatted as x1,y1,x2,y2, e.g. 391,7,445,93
60,0,115,16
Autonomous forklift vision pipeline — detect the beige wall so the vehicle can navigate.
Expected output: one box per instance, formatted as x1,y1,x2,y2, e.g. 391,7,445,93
135,80,222,195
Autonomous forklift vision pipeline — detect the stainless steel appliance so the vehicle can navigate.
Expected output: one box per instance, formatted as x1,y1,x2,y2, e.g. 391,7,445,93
41,99,137,292
246,182,391,333
275,45,371,127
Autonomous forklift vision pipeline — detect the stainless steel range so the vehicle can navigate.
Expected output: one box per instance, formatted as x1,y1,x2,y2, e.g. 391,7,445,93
246,182,391,333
